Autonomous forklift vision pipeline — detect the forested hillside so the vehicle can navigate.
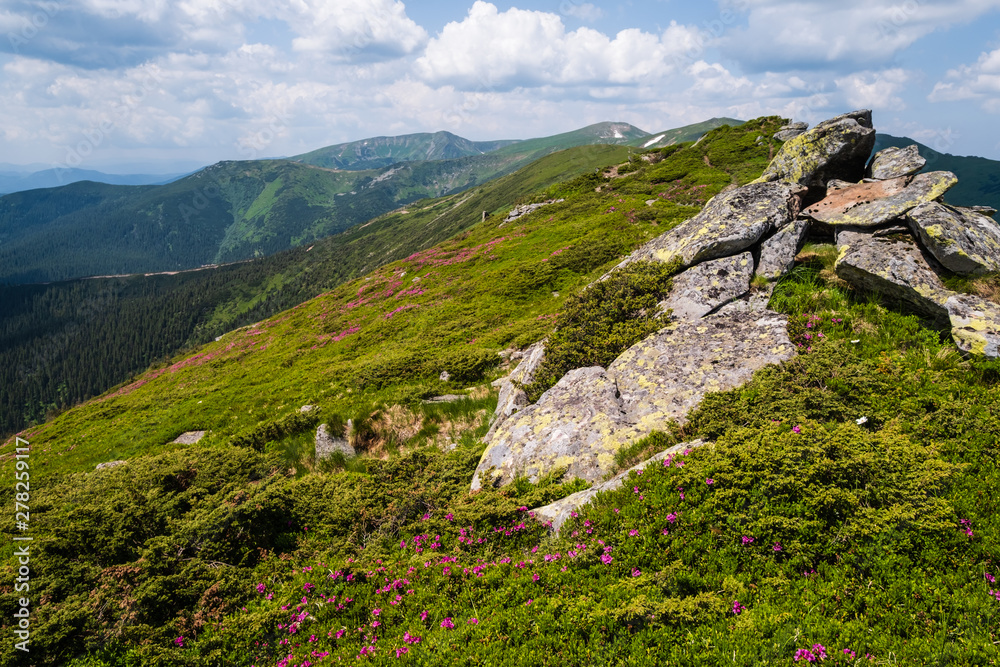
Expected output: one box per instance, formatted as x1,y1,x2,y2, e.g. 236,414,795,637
0,145,630,437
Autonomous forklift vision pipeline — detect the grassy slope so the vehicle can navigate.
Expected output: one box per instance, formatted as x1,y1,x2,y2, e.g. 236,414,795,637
291,131,518,170
0,144,629,438
631,118,745,149
4,116,998,665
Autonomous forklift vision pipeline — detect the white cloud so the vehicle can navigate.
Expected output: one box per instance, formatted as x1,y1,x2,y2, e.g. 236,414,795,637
562,2,604,23
415,2,700,89
719,0,1000,71
929,47,1000,112
835,68,911,111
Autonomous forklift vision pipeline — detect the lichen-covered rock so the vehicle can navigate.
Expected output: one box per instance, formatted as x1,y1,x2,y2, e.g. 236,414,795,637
532,440,706,533
172,431,206,444
834,229,951,320
612,182,805,269
486,340,546,440
947,294,1000,358
774,122,808,142
610,309,795,431
802,177,910,223
757,219,810,280
867,145,926,180
472,367,631,490
755,110,876,187
805,171,957,228
315,423,355,460
907,202,1000,276
960,205,997,218
661,252,754,321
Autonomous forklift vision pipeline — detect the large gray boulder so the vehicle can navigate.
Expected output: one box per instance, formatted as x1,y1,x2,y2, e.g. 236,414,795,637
472,366,632,491
947,294,1000,358
867,145,926,180
804,171,957,228
774,122,808,142
315,423,355,461
609,309,795,430
907,202,1000,276
661,252,754,321
757,218,810,280
532,440,706,533
755,110,876,187
612,181,805,269
486,340,546,440
834,229,951,320
472,309,795,491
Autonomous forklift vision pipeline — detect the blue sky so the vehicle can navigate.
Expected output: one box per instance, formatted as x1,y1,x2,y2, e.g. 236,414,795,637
1,0,999,173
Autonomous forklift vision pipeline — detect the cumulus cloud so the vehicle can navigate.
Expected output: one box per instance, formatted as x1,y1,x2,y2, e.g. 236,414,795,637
415,2,701,89
929,47,1000,112
561,2,604,23
719,0,1000,71
835,68,911,111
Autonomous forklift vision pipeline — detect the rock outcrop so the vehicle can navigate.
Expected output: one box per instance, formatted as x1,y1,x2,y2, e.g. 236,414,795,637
661,252,754,320
773,122,808,142
757,218,810,280
803,171,957,227
755,110,876,187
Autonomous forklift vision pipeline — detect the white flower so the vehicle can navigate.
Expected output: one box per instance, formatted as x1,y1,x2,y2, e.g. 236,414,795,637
855,416,868,425
851,339,860,344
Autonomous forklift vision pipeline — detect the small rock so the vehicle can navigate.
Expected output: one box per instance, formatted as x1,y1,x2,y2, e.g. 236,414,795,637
757,218,810,280
172,431,206,444
299,405,316,413
315,423,355,460
95,460,127,471
871,225,912,238
867,144,926,180
422,394,467,403
439,370,451,382
959,205,997,218
907,202,1000,276
825,179,856,191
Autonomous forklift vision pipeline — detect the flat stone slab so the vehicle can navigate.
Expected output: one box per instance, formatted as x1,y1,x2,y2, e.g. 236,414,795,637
806,171,957,228
947,294,1000,358
532,440,706,533
755,110,875,187
908,202,1000,276
835,229,951,321
422,394,469,403
757,218,810,280
661,252,753,321
172,431,206,444
868,144,926,180
802,177,910,222
612,181,804,269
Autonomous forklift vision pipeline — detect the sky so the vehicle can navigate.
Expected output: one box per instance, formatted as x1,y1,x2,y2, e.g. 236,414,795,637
1,0,999,173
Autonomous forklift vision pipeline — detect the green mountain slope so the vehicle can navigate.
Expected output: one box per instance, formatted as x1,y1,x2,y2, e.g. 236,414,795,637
292,131,518,170
2,115,999,665
874,133,1000,211
632,117,745,149
0,144,631,438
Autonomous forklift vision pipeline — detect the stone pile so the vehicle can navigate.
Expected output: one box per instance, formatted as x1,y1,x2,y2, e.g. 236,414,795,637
472,109,1000,525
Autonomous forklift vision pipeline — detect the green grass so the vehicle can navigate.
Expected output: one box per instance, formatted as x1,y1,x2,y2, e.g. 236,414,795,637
6,115,996,666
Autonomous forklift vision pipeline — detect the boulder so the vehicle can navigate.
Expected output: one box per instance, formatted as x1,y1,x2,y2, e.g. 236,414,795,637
867,144,926,180
315,423,355,461
472,367,632,491
486,340,546,440
661,252,754,321
907,202,1000,276
834,229,951,320
611,181,805,270
609,309,795,432
755,110,876,187
804,171,957,228
947,294,1000,358
802,177,910,223
757,218,811,280
172,431,206,444
960,205,997,218
773,122,808,142
532,440,706,533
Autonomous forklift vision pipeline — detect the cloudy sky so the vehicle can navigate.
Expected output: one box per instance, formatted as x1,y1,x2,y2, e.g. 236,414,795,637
2,0,999,173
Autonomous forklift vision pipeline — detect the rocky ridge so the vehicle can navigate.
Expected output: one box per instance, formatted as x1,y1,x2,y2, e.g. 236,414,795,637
473,109,1000,528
